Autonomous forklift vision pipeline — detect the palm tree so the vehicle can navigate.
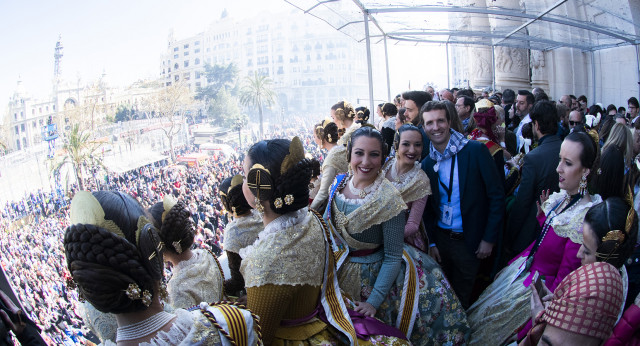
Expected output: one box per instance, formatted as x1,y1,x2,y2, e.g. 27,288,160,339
51,124,103,191
239,72,276,139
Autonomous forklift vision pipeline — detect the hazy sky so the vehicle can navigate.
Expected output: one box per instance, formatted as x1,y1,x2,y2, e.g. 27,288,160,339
0,0,447,107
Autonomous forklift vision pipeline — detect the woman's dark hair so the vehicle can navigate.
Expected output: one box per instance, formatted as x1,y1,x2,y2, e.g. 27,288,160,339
397,108,406,122
246,139,318,215
149,200,195,255
607,104,617,114
314,121,339,144
564,131,599,181
64,191,163,314
219,176,252,217
347,125,388,165
310,159,321,178
583,197,638,268
442,100,464,133
393,123,424,151
331,101,355,121
355,106,370,124
381,103,397,118
592,146,625,200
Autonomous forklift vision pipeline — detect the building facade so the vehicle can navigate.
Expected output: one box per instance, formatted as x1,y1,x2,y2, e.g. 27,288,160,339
160,9,373,115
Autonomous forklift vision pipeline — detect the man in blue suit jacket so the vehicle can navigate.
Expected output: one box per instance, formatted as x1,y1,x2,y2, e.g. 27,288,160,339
420,101,505,308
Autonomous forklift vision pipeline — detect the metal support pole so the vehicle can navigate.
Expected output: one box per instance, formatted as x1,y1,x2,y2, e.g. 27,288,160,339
591,51,596,104
636,44,640,102
364,11,375,122
383,35,391,101
492,45,496,92
446,43,450,89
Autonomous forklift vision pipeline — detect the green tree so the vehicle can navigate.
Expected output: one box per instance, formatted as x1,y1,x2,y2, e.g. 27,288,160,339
196,63,238,99
114,104,134,122
209,88,240,125
51,124,104,190
239,72,276,139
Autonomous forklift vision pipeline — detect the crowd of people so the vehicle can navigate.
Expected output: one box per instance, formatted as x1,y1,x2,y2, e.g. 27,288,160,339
0,123,323,344
1,89,640,345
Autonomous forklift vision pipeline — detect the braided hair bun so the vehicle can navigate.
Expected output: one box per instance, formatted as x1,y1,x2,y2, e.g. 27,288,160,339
64,191,162,314
315,121,339,144
149,200,195,255
247,139,319,215
219,176,252,216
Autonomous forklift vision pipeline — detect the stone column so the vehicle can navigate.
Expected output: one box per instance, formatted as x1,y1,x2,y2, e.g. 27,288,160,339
467,0,494,89
489,0,530,91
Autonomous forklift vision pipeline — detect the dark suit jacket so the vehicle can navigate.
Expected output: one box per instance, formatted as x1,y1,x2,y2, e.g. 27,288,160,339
505,134,562,256
421,140,505,254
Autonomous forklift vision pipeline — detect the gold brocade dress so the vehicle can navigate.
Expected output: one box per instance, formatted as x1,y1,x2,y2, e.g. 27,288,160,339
240,207,409,345
167,248,224,309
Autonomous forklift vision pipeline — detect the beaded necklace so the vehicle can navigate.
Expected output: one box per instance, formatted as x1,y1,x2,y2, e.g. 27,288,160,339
348,176,376,198
116,311,175,342
525,193,583,271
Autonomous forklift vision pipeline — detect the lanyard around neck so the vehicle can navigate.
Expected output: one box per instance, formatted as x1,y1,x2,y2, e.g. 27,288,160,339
438,155,456,203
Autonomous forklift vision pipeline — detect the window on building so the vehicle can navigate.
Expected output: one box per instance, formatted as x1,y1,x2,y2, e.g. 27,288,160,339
32,109,35,115
184,60,189,68
21,111,24,118
195,40,200,46
184,73,190,80
175,75,179,81
195,71,201,79
166,82,172,86
184,44,189,49
174,63,179,70
14,126,18,135
32,121,36,128
39,119,43,126
195,82,201,87
16,139,20,150
195,58,200,65
21,124,25,132
14,113,17,120
195,48,200,54
277,66,284,75
247,59,252,67
174,47,179,52
22,138,27,148
174,54,179,59
184,51,189,56
39,108,42,114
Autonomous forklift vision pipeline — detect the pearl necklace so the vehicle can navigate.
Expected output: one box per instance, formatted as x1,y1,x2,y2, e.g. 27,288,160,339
116,311,175,342
348,177,376,198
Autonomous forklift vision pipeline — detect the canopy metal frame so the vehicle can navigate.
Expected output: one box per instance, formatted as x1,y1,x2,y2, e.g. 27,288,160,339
284,0,640,120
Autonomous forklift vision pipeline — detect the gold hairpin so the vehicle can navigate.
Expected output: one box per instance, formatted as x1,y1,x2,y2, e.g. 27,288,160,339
602,230,625,243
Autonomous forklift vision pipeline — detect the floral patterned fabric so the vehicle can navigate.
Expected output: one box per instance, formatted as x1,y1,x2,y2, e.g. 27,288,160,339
338,244,470,346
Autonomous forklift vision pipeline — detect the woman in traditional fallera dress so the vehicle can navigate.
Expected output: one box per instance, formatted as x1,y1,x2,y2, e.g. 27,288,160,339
527,196,637,345
218,175,264,298
65,191,260,345
239,136,409,345
326,126,470,345
467,131,602,345
310,119,346,212
148,196,224,309
383,124,431,252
